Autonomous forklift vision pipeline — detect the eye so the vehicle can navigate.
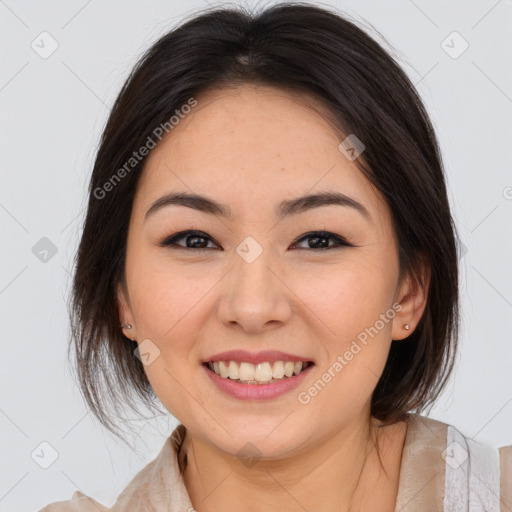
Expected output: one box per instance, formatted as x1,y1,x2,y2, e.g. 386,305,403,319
159,230,353,252
290,231,353,250
158,230,218,251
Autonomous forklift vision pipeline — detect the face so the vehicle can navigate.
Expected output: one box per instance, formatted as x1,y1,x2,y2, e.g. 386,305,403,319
117,84,426,458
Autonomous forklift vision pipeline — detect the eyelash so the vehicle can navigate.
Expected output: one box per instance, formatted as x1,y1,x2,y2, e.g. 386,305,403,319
158,230,353,252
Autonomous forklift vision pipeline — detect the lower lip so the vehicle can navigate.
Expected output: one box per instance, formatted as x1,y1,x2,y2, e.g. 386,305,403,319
203,363,314,400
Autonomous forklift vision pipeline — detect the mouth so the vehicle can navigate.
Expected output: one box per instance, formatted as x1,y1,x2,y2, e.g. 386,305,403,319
203,360,315,385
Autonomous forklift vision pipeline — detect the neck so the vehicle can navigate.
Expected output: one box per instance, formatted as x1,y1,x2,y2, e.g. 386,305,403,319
180,413,407,512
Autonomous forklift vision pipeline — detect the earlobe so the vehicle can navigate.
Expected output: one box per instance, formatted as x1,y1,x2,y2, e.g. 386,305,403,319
116,282,136,339
392,255,430,340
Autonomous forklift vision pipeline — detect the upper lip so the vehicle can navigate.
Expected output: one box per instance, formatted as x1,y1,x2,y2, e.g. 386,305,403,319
203,350,314,365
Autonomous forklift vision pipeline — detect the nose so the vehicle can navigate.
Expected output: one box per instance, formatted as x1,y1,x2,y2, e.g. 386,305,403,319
217,246,293,334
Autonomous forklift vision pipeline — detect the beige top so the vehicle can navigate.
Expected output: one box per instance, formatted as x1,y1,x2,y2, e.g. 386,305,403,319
39,413,511,511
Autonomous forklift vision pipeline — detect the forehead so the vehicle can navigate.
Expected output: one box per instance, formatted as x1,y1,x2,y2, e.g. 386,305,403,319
135,84,388,224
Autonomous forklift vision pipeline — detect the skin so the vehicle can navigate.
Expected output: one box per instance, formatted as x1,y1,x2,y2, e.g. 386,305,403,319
117,84,430,512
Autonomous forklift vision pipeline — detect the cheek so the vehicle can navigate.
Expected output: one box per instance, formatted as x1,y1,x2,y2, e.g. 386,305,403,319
127,245,214,341
293,258,397,393
296,257,396,335
132,278,207,341
127,264,209,419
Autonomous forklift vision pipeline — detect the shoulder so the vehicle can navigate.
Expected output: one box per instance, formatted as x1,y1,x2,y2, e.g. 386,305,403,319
37,447,166,511
37,445,164,511
38,491,110,511
38,428,189,512
402,413,511,511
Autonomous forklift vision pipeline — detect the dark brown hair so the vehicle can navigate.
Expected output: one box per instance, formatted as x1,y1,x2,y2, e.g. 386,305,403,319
68,2,459,443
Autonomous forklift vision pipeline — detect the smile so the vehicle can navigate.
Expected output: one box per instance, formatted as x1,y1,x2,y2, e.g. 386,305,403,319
205,360,313,384
202,349,315,400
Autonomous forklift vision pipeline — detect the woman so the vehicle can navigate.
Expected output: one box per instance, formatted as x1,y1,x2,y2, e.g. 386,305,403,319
40,3,511,511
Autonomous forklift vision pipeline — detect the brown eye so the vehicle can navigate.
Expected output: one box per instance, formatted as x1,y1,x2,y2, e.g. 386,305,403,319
159,230,219,251
291,231,353,250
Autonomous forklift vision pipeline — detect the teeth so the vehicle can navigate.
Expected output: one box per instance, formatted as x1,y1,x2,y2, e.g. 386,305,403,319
272,361,285,379
228,361,238,380
254,362,273,382
239,362,255,381
219,361,229,378
208,360,309,383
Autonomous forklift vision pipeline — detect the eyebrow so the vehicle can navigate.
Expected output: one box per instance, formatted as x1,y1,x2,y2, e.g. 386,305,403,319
144,191,371,222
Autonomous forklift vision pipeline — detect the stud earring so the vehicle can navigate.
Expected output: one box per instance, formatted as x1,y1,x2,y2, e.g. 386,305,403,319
403,324,410,330
119,323,132,329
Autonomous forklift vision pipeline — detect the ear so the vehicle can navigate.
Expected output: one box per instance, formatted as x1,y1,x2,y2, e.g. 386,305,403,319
117,281,136,340
391,253,430,340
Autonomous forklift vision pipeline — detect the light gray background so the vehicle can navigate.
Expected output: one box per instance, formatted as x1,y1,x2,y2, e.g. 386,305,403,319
1,0,511,510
